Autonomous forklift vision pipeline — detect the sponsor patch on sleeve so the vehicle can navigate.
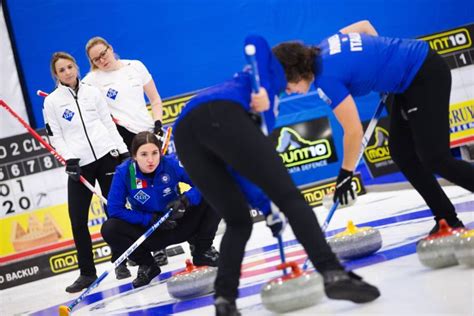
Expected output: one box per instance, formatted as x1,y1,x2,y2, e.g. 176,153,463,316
317,88,332,105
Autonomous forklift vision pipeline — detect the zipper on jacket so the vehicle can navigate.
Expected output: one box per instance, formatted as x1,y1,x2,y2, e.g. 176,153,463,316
69,87,98,161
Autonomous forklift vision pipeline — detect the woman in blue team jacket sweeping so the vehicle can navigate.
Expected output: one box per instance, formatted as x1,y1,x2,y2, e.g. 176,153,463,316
102,131,220,288
173,35,380,316
272,20,474,234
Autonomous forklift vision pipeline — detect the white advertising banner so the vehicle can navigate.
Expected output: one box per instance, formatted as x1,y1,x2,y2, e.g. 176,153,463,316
0,3,29,138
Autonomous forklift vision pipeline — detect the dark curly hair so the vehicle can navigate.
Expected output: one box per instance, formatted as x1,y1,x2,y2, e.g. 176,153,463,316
272,41,320,83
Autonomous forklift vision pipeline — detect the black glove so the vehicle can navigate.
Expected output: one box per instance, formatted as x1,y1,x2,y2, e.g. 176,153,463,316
150,212,177,230
266,212,286,237
65,158,81,181
160,219,177,230
154,120,164,137
333,168,355,205
119,152,130,163
166,195,190,220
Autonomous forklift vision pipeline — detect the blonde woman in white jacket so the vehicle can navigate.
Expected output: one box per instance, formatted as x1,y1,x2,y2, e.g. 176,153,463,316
43,52,129,293
84,37,163,148
84,37,172,267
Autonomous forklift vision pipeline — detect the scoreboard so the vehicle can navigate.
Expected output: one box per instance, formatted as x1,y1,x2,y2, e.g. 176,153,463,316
0,129,67,216
420,23,474,147
421,27,473,69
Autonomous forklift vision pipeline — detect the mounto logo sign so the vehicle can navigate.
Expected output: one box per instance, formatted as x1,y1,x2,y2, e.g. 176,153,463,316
49,242,111,273
420,28,471,55
364,127,391,163
362,117,399,178
276,127,332,167
301,176,365,207
147,93,196,125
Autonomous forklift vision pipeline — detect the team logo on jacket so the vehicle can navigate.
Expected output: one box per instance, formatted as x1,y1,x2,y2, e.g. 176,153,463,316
62,109,75,121
162,187,172,196
106,88,118,100
133,190,150,204
161,173,170,184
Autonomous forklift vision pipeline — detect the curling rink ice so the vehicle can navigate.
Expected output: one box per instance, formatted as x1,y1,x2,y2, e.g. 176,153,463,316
2,184,473,316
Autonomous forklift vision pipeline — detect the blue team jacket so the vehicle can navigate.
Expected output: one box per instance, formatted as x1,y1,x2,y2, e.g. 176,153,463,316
107,155,201,227
172,35,280,217
314,33,429,109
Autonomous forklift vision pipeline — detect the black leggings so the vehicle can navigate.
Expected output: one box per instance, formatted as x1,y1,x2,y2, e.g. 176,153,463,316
174,101,342,300
389,49,474,221
116,124,137,151
68,153,118,276
101,199,220,265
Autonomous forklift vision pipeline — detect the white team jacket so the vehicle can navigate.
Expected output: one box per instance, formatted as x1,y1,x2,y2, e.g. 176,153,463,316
43,81,128,166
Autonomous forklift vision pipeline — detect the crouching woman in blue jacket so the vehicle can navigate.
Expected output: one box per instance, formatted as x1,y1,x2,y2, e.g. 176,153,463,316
102,131,220,288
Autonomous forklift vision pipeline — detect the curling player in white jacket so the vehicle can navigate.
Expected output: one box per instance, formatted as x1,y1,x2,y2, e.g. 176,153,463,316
43,51,129,293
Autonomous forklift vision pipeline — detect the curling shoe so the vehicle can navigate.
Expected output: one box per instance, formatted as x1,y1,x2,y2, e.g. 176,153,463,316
65,274,97,293
193,246,219,267
153,249,169,266
323,270,380,303
132,263,161,288
215,297,241,316
115,262,131,280
429,217,465,235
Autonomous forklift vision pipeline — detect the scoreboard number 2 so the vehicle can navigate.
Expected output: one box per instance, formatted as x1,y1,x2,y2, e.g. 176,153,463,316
0,179,32,215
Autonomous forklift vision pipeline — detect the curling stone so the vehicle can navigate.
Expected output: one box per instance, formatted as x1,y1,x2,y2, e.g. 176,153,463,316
417,219,466,269
322,192,357,210
454,229,474,267
327,220,382,259
261,261,324,313
167,259,217,299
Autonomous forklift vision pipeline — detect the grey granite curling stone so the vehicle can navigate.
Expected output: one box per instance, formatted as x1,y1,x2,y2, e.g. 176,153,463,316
327,220,382,259
417,219,466,269
167,259,217,299
261,261,324,313
454,229,474,267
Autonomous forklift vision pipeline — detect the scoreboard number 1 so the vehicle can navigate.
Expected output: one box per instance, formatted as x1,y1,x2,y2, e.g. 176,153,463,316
458,53,467,65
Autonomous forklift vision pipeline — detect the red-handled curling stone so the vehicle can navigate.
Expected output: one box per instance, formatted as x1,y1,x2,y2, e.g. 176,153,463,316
260,261,324,313
454,229,474,267
327,220,382,259
167,259,217,299
417,219,466,269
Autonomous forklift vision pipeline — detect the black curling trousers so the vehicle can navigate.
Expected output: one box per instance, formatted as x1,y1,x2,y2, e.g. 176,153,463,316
174,101,342,301
101,199,220,265
68,153,118,277
389,49,474,223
